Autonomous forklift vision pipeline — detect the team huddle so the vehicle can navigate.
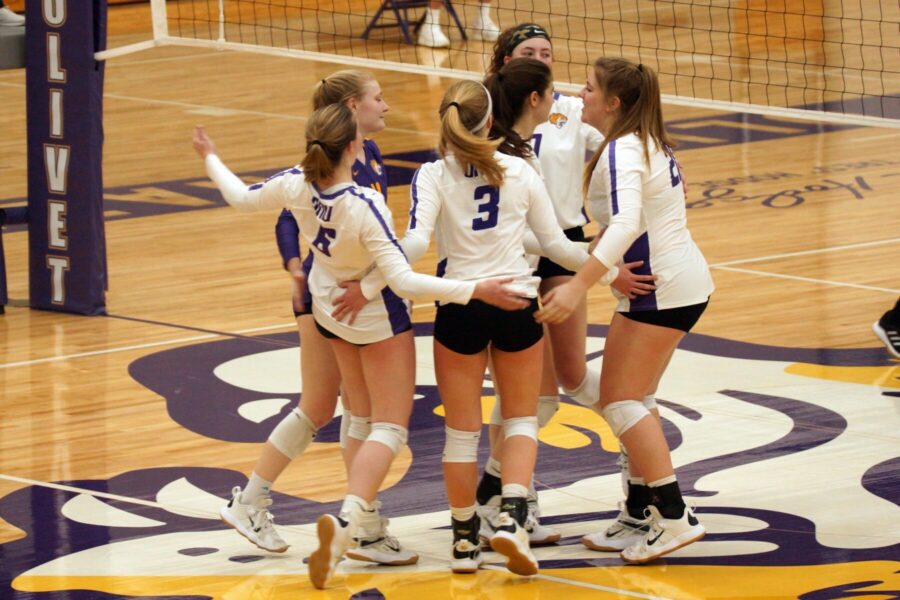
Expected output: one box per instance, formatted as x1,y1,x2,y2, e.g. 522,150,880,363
192,22,714,590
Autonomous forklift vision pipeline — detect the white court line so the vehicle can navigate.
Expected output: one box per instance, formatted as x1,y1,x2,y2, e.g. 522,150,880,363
0,80,436,139
480,565,671,600
712,265,899,294
1,307,435,369
0,322,297,370
709,238,900,267
0,473,667,597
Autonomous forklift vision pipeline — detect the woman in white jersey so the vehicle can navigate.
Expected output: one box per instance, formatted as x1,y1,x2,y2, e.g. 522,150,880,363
219,70,417,567
477,24,657,545
537,57,714,564
193,104,527,588
402,80,588,576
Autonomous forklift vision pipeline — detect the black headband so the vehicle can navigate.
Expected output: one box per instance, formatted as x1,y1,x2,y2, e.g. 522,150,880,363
504,24,550,56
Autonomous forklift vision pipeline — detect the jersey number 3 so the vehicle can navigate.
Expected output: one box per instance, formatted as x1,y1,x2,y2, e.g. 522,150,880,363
472,185,499,231
312,226,337,257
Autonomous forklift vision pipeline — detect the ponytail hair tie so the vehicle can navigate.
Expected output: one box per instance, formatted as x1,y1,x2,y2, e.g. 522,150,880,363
308,140,324,148
321,79,327,86
447,101,461,110
637,63,644,72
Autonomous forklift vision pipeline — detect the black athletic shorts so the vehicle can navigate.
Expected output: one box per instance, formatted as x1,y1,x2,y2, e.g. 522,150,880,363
434,298,543,355
621,299,709,333
535,226,586,280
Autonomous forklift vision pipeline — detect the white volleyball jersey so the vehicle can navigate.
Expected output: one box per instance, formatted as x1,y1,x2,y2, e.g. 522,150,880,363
532,93,604,229
403,152,588,299
205,155,475,343
587,133,714,312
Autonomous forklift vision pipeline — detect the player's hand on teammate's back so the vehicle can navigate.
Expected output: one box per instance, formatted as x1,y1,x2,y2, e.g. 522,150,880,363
192,126,217,159
472,278,530,311
332,280,368,324
613,260,657,299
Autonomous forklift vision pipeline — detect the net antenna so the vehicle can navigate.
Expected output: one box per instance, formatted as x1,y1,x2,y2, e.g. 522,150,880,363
95,0,899,129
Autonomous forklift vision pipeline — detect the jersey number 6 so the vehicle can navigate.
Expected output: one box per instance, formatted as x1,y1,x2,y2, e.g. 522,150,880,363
472,185,499,231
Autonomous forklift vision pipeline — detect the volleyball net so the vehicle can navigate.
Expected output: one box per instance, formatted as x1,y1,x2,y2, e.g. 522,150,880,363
98,0,900,128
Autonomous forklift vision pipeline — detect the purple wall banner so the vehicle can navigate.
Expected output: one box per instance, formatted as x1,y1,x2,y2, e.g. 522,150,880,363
25,0,108,314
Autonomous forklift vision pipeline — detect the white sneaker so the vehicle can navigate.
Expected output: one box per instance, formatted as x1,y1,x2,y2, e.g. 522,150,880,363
0,6,25,26
620,505,705,564
450,515,484,574
417,22,450,48
525,494,560,545
346,524,418,566
471,16,499,41
476,495,500,545
219,486,288,553
345,500,418,565
489,513,538,576
582,504,651,552
308,514,352,589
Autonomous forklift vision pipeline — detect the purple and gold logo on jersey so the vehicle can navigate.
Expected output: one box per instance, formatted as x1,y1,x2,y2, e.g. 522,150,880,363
549,112,568,129
370,159,383,176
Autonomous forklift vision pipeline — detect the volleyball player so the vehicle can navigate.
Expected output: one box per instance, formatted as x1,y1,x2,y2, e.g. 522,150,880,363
219,70,418,566
351,79,589,575
536,57,714,564
477,23,657,545
194,103,528,587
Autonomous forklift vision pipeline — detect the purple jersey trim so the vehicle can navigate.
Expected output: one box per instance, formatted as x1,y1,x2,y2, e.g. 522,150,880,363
314,183,355,200
381,286,412,335
623,235,657,312
608,140,619,215
250,167,301,191
409,168,421,229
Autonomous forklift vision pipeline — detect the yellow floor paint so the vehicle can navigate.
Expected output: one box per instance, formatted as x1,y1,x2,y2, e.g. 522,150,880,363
786,363,900,388
434,397,620,452
14,562,900,599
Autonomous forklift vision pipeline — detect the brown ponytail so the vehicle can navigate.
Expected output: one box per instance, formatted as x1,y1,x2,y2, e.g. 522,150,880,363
438,80,505,187
301,103,357,185
312,70,375,110
583,57,676,196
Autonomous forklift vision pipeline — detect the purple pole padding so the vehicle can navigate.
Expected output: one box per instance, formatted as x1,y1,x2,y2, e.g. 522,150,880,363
25,0,108,315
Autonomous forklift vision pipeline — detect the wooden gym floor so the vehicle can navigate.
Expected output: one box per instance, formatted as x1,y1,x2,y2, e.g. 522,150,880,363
0,2,897,598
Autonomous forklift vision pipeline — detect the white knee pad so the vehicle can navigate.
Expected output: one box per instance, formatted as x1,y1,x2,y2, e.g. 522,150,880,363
601,400,651,437
442,426,482,463
268,407,317,459
643,394,658,410
489,394,503,426
503,416,538,441
537,395,559,427
339,411,351,449
367,422,408,456
347,415,371,442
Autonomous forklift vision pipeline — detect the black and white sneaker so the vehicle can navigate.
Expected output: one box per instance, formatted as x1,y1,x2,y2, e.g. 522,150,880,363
873,318,900,359
450,514,484,574
582,502,651,552
489,498,538,576
620,505,704,564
